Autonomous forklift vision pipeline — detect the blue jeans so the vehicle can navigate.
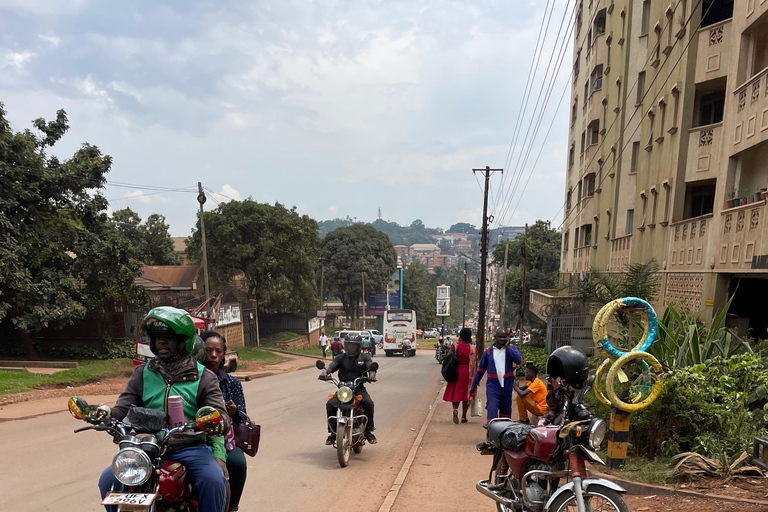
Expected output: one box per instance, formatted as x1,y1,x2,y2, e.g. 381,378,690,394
98,445,227,512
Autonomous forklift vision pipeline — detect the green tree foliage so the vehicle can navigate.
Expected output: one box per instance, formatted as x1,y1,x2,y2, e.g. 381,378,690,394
187,200,320,312
321,225,397,320
318,217,444,246
402,262,436,328
112,208,181,266
494,221,562,327
0,104,146,358
317,216,359,238
448,223,477,234
429,266,480,328
570,259,661,308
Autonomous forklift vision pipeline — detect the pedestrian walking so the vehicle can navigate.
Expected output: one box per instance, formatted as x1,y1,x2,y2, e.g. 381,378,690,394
330,337,343,358
319,331,328,358
470,328,523,422
514,363,548,424
442,328,477,424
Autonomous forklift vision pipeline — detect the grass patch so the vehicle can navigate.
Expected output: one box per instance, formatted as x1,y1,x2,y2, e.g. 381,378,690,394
269,332,303,343
234,347,289,365
597,452,674,486
0,358,133,396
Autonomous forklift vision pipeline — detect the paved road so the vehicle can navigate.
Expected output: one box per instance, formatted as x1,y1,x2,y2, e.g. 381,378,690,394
0,353,443,512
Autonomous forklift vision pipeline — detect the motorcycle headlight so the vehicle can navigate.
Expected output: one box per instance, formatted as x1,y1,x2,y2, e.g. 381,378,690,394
112,447,152,486
337,386,354,403
588,419,606,449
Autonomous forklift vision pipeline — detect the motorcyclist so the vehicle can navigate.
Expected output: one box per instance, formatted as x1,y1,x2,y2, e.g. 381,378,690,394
97,307,230,512
320,335,378,445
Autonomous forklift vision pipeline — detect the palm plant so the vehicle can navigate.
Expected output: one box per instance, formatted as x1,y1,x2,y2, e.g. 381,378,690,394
568,259,660,307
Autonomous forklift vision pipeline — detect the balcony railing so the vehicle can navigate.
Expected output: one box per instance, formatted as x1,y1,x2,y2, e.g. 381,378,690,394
572,246,591,272
609,235,631,271
686,122,722,180
668,214,712,270
733,66,768,152
718,200,766,271
695,19,730,83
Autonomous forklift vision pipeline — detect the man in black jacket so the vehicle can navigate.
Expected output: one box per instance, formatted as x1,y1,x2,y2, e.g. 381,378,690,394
320,336,378,445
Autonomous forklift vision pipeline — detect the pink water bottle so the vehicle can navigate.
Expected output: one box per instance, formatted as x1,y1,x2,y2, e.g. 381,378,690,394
168,395,185,427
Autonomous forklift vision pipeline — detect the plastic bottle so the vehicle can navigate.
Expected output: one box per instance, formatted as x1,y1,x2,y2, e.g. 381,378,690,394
168,395,185,427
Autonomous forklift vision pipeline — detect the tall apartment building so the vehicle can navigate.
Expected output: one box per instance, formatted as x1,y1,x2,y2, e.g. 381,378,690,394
542,0,768,338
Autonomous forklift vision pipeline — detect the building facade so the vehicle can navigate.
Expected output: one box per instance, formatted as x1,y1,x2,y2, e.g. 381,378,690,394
549,0,768,338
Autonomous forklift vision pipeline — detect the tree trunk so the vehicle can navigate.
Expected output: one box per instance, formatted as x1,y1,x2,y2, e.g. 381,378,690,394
17,327,40,360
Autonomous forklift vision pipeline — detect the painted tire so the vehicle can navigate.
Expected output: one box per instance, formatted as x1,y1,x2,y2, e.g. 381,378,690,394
593,297,658,359
594,357,652,407
604,351,664,412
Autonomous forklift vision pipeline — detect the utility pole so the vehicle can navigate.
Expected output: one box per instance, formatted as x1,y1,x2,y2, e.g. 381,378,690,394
361,273,366,329
197,183,211,314
517,223,529,333
319,264,324,308
500,241,509,327
462,261,468,328
473,166,503,353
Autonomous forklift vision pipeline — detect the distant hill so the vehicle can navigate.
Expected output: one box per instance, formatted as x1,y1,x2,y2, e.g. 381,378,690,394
318,217,444,246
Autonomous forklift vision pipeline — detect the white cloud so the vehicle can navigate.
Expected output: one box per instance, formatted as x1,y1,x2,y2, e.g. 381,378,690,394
119,190,173,205
327,205,339,217
0,50,34,69
37,33,60,48
209,184,242,204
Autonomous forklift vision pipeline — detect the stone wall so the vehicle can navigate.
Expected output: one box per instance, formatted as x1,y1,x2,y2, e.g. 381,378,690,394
275,335,311,350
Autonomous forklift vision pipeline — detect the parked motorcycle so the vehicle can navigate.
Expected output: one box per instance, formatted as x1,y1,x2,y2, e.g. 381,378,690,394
316,359,379,467
68,396,225,511
476,346,629,512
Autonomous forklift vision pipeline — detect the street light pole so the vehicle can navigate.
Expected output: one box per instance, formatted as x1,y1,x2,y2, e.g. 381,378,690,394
197,182,210,314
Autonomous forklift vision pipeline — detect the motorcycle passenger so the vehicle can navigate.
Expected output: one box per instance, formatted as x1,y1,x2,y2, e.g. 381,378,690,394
98,307,230,512
320,335,378,445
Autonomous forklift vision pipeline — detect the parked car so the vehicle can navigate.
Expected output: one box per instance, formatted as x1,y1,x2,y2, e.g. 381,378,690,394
366,329,384,345
423,328,439,339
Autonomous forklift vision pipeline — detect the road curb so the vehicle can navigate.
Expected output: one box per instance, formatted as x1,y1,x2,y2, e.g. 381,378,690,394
378,383,446,512
589,468,768,506
260,348,326,360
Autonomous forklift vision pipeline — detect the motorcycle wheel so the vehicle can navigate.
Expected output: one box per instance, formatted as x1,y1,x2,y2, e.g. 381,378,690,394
490,457,514,512
548,484,630,512
337,427,351,467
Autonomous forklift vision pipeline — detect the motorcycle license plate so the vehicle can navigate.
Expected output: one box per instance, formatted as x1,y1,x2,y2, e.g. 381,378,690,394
101,493,157,506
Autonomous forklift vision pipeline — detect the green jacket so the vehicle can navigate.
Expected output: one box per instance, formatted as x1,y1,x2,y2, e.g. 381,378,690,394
112,355,230,460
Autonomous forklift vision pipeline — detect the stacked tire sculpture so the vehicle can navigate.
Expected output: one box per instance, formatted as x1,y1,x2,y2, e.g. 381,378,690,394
592,297,664,412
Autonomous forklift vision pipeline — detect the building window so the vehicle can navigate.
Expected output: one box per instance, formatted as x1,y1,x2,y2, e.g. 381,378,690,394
574,50,581,79
588,120,600,145
636,71,646,104
584,81,589,104
620,10,626,44
576,4,583,38
699,91,725,126
575,227,580,247
630,141,640,173
651,187,658,226
640,192,648,228
645,109,655,150
606,209,612,239
657,99,666,143
651,24,661,66
641,0,651,36
585,173,596,196
685,181,716,219
572,99,578,125
666,8,673,49
615,78,622,112
591,64,604,93
582,223,593,246
569,144,575,168
563,231,569,252
663,181,672,224
594,9,607,37
602,98,608,130
606,40,612,72
598,158,604,185
611,147,617,177
670,86,680,133
594,216,600,243
566,189,572,211
581,131,586,154
625,209,634,235
577,181,583,202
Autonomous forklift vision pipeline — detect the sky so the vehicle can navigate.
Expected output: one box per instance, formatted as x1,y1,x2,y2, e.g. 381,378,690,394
0,0,572,237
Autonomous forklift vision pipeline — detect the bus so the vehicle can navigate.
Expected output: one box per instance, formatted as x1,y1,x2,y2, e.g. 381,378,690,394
382,309,417,357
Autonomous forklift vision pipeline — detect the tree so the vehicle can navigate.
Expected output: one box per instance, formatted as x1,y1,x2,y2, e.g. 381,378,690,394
321,225,397,320
187,199,320,312
428,265,480,328
402,262,436,328
112,208,181,266
448,222,477,234
570,259,661,309
0,104,146,358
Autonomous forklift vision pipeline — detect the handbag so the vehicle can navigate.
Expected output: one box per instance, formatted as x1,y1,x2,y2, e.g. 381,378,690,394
441,349,458,382
233,413,261,457
470,398,482,417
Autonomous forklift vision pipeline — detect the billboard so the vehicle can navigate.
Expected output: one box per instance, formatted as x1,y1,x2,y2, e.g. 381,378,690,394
367,291,401,315
437,299,451,316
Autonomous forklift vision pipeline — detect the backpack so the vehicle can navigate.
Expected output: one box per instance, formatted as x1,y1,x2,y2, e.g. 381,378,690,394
441,348,458,382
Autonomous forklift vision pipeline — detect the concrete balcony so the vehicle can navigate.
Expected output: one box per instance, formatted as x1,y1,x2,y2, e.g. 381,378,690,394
686,122,723,182
694,19,731,84
717,200,767,271
609,235,631,271
529,289,578,322
667,214,712,270
731,67,768,154
571,246,592,272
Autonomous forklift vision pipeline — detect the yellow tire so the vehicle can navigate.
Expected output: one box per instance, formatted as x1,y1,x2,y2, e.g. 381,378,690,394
593,358,614,407
604,351,664,412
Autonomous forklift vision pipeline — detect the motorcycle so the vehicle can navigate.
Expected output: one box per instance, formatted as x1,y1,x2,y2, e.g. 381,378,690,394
316,359,379,467
476,375,630,512
434,343,449,364
68,396,225,512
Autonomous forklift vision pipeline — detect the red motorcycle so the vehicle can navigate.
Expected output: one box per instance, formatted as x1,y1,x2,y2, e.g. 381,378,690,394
68,396,224,511
476,346,630,512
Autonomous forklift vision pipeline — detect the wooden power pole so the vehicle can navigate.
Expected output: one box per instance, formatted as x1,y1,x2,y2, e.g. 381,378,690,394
517,223,529,332
473,166,503,353
462,261,468,328
197,182,211,311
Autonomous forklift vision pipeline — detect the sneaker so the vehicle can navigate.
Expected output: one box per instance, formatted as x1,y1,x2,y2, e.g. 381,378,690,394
365,432,378,444
326,434,336,445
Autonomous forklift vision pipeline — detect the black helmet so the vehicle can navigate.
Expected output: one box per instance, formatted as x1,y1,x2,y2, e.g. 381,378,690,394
344,336,363,357
546,346,589,389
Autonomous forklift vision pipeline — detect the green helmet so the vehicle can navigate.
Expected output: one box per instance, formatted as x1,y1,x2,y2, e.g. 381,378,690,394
144,306,197,355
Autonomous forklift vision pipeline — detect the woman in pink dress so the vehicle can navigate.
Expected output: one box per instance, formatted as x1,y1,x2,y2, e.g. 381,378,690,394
443,327,478,424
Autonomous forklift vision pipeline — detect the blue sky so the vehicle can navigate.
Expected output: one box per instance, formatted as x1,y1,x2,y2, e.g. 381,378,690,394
0,0,571,236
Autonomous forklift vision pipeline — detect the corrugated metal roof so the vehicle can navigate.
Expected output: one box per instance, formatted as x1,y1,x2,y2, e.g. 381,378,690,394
138,265,201,290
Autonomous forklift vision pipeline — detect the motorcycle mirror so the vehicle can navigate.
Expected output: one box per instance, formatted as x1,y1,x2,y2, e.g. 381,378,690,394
585,374,596,392
369,362,379,372
315,360,326,370
68,396,90,420
195,406,226,436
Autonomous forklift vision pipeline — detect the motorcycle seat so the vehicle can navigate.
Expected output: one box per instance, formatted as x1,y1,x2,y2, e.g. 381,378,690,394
487,421,532,451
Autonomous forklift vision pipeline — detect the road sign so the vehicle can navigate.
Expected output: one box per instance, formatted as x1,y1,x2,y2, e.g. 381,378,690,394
317,310,326,319
494,314,500,321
